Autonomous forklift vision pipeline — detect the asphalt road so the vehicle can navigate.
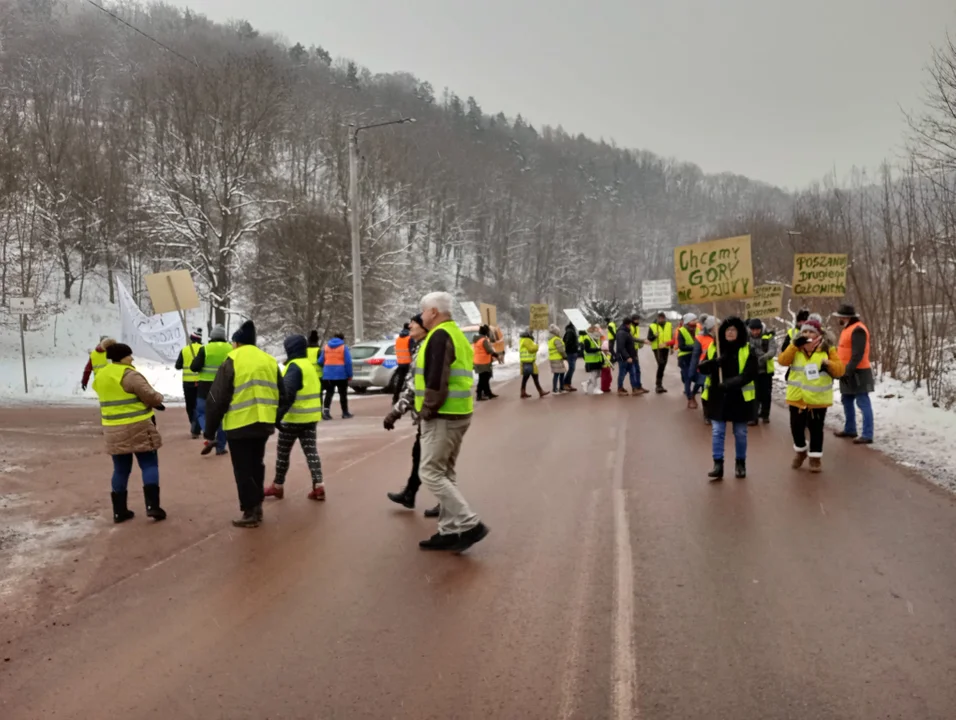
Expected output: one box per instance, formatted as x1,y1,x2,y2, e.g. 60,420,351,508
2,373,955,719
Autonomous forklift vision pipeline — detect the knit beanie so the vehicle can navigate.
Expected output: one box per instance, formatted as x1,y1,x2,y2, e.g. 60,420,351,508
748,318,763,330
682,313,698,325
703,316,718,332
190,327,203,342
210,324,227,341
802,319,822,334
308,330,320,346
106,343,133,362
232,320,257,346
410,313,424,328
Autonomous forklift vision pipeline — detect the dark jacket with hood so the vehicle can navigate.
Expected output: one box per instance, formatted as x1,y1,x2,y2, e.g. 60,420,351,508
279,334,309,422
697,317,758,423
563,324,579,356
616,323,637,362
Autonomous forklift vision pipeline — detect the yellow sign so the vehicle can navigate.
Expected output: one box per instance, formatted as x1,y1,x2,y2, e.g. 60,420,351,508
480,303,497,328
674,235,754,303
745,284,784,319
144,270,200,314
529,304,549,331
792,254,848,297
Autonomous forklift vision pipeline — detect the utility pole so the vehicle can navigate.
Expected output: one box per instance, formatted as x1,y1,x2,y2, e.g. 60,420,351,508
347,117,415,343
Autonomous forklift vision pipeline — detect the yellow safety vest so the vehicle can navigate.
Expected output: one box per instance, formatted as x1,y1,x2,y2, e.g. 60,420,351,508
581,336,603,364
677,326,694,357
306,346,324,380
607,322,617,341
785,349,834,407
93,363,155,427
181,342,202,382
282,357,323,424
200,341,232,382
631,325,641,340
222,345,280,431
519,337,538,364
761,332,776,373
89,349,108,375
701,344,755,402
649,322,672,350
413,321,474,415
547,336,564,361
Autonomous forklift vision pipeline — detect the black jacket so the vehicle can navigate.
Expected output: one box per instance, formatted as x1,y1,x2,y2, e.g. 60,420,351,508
203,347,288,440
563,325,579,356
616,325,637,362
697,317,758,423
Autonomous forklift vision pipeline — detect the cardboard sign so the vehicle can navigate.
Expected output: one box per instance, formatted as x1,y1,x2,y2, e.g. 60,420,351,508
642,279,673,310
563,308,590,333
529,304,550,331
144,270,200,314
480,303,497,327
792,254,848,297
745,284,784,319
459,300,482,325
674,235,754,303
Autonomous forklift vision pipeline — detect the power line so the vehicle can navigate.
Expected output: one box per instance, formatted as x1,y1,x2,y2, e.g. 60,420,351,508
82,0,200,68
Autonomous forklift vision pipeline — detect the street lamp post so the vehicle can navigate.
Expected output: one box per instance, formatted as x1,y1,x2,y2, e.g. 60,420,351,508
348,117,415,342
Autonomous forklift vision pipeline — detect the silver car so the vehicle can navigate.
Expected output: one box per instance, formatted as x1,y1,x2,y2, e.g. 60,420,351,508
349,340,401,393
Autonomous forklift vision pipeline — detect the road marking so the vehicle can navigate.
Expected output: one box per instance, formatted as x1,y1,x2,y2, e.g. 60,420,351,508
611,412,638,719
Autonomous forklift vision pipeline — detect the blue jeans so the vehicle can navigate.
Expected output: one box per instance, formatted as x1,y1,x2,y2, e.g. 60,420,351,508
712,421,748,461
617,360,639,390
111,451,159,493
842,393,874,440
552,369,565,393
678,355,693,397
564,354,577,386
196,396,226,451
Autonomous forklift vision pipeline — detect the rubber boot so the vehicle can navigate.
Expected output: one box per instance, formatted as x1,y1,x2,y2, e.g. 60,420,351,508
143,485,166,521
792,451,808,469
707,460,724,482
735,459,746,479
110,491,135,524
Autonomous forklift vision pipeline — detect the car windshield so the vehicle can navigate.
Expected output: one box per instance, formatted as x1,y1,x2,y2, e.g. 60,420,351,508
351,346,381,360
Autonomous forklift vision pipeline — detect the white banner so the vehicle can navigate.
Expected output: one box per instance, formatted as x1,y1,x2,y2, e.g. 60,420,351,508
117,279,186,364
563,308,590,333
642,279,673,310
459,300,482,325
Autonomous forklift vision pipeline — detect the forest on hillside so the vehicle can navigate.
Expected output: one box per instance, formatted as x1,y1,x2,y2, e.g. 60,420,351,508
0,1,954,401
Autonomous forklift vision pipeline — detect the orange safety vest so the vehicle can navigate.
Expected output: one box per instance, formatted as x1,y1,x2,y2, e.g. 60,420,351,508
473,338,492,365
837,321,871,369
323,343,346,366
395,335,412,365
698,334,715,354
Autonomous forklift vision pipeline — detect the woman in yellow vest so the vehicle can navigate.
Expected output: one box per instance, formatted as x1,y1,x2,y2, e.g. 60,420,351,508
91,342,167,523
519,330,550,399
697,317,759,481
547,324,569,394
264,334,326,501
777,318,845,473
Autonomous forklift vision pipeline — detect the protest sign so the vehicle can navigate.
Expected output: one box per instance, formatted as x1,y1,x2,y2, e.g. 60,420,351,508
563,308,590,333
642,279,673,310
745,284,784,319
792,254,848,297
118,279,186,364
529,304,550,331
674,235,754,303
480,303,497,327
459,300,482,325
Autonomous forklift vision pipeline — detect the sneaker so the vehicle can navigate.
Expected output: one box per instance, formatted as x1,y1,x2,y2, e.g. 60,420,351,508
761,417,770,424
307,485,326,501
834,430,858,439
342,412,354,419
449,522,490,553
637,387,650,395
232,511,260,528
630,388,643,397
423,504,440,518
747,420,759,427
521,392,532,399
191,433,200,440
488,393,500,399
418,532,460,551
852,437,873,445
264,483,285,499
200,441,214,456
565,386,578,392
538,391,551,398
215,448,228,456
618,388,629,396
387,489,415,509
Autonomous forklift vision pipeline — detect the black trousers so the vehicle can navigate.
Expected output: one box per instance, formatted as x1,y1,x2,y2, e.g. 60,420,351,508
324,379,349,413
227,436,268,512
391,364,410,404
476,371,493,399
654,349,669,387
404,427,422,495
790,406,827,455
521,370,544,393
183,382,199,432
755,374,773,420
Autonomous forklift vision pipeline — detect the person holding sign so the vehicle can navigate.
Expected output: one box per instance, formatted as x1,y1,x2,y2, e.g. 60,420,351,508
696,317,758,481
777,318,845,473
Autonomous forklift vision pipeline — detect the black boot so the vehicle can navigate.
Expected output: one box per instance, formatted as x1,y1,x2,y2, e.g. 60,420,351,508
387,486,416,509
707,460,724,482
232,509,260,528
735,460,747,479
110,491,135,524
143,485,166,521
423,503,441,518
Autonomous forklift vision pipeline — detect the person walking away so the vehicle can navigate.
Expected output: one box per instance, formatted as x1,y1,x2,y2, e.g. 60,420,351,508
605,317,618,358
93,342,167,523
580,328,603,395
547,324,568,394
81,335,114,392
473,325,501,400
697,317,758,481
385,314,441,517
202,320,286,528
562,323,580,391
677,313,698,408
264,334,326,501
392,323,414,404
777,318,844,473
319,333,353,420
306,330,324,402
832,304,875,444
648,312,674,393
190,324,229,456
414,291,489,552
747,319,778,425
176,328,204,438
616,318,642,396
519,330,550,398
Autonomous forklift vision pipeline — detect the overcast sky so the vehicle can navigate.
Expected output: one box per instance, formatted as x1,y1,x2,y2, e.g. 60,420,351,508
183,0,954,189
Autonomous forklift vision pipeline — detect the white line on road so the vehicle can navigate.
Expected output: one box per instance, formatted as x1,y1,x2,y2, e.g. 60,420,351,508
611,412,638,719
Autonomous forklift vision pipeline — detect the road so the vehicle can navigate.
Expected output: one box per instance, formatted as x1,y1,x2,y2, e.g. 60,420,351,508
1,373,956,719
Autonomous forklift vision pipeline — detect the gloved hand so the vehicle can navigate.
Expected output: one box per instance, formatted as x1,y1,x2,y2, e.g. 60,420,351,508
383,411,399,431
81,383,88,392
155,403,166,411
793,335,809,348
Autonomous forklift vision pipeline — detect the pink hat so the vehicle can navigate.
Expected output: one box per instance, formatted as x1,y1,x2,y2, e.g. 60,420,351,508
802,319,822,334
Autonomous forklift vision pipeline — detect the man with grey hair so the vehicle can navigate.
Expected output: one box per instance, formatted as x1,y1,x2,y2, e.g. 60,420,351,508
413,291,490,552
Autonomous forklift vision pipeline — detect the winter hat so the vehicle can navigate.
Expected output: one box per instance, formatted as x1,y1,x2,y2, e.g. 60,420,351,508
748,318,764,330
106,343,133,362
802,319,822,334
549,323,561,335
703,316,718,332
283,334,308,359
232,320,257,346
808,313,824,326
210,324,227,341
190,327,203,342
832,304,858,318
308,330,320,346
796,309,810,323
99,337,116,350
410,313,424,328
682,313,698,325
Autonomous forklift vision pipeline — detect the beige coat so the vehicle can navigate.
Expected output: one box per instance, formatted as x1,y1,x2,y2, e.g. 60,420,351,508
102,368,165,456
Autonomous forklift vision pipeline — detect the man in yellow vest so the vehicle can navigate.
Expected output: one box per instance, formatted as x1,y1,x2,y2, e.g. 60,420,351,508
81,335,113,391
648,312,674,393
306,329,324,399
201,320,287,528
175,328,204,438
414,291,489,552
190,324,230,455
264,334,325,501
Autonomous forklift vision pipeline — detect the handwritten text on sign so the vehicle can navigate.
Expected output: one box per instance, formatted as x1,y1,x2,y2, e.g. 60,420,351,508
529,304,550,331
792,253,848,297
674,235,754,303
745,284,784,319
